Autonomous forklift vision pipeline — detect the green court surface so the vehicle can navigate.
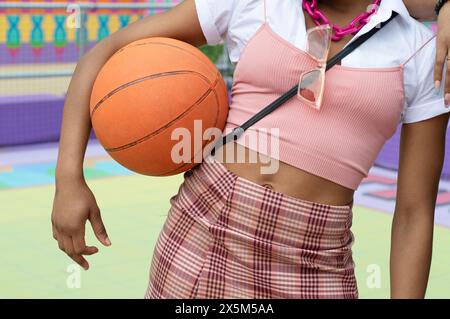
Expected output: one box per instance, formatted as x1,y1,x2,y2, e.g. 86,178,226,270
1,174,450,299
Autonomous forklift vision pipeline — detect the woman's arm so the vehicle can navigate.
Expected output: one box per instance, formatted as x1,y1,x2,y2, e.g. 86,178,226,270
52,0,206,269
391,113,450,298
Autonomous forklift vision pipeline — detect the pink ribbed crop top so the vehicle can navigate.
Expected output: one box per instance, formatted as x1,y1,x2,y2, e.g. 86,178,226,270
225,15,409,190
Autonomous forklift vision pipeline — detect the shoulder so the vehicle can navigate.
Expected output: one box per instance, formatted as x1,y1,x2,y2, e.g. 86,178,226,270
194,0,259,20
401,14,436,38
390,13,436,56
194,0,261,46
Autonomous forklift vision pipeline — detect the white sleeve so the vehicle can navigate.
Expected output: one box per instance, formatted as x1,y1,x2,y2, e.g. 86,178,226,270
401,34,448,124
194,0,238,46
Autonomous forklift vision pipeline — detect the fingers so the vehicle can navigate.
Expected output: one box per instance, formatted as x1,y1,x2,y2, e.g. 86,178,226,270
445,51,450,107
72,231,86,255
69,251,90,270
83,246,99,256
62,235,90,270
89,207,111,247
52,223,99,270
63,235,98,270
72,233,99,265
61,234,88,270
434,39,446,91
71,233,90,270
435,43,450,107
63,235,75,256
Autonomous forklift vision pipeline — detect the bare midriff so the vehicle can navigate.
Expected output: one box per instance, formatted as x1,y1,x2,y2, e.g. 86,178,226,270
213,142,355,206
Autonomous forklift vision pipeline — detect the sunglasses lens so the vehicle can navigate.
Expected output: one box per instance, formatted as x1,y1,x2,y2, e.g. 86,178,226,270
298,25,331,110
306,26,332,62
297,69,324,109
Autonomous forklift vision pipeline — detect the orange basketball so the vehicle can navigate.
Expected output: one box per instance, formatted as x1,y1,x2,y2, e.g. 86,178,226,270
90,37,229,176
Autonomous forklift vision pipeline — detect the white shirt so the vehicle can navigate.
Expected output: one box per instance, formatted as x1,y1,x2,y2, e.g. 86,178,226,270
194,0,448,123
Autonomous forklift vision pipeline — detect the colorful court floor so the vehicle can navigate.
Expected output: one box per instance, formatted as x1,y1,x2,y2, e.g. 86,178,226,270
1,140,450,298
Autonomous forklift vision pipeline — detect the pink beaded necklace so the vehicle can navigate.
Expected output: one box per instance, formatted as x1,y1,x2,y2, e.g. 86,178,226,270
302,0,382,41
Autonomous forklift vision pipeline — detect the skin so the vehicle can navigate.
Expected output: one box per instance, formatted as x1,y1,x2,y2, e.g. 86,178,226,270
391,113,449,298
51,0,449,298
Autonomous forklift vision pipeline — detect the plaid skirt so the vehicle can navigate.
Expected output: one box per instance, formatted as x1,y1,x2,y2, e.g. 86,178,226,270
145,157,357,299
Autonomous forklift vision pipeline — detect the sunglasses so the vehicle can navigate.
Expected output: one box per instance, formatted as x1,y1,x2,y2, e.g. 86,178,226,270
297,24,332,110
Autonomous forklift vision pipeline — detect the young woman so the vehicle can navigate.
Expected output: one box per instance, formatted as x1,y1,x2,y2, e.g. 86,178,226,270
51,0,450,299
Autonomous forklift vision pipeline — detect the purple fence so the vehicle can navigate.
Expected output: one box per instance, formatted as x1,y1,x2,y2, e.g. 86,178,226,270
0,94,64,145
376,124,450,180
0,94,96,146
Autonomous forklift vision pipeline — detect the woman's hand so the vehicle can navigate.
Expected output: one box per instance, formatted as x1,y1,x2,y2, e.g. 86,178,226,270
435,2,450,105
51,178,110,270
50,0,206,270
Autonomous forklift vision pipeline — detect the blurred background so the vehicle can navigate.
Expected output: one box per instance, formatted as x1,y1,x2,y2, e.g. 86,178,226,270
0,0,449,299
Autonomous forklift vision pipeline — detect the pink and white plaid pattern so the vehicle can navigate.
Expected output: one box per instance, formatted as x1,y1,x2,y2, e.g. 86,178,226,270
145,158,358,299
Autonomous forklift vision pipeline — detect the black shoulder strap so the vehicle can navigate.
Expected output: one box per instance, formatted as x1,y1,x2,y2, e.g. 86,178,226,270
210,12,399,156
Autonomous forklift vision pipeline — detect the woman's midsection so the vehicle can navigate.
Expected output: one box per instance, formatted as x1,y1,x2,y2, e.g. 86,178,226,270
213,142,355,206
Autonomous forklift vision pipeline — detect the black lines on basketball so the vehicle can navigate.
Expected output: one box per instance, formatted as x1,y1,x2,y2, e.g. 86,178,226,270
154,77,224,176
91,70,211,117
105,75,221,153
115,40,218,76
